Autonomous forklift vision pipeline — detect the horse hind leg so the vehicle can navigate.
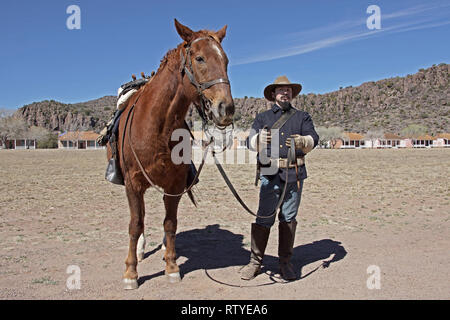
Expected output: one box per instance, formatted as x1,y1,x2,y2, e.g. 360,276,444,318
163,194,182,283
123,186,145,290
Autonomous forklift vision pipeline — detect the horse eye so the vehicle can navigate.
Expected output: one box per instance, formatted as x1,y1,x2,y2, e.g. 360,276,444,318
195,56,205,63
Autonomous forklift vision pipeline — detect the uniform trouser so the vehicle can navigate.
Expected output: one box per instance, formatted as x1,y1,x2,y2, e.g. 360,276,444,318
255,175,303,228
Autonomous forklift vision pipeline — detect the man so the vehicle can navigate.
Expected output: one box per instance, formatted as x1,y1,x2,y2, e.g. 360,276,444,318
241,75,319,281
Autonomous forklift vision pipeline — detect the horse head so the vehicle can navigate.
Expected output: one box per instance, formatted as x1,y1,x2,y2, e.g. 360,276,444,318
175,19,235,128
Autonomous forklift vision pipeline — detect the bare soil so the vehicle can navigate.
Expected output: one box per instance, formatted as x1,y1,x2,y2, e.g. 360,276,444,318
0,148,449,299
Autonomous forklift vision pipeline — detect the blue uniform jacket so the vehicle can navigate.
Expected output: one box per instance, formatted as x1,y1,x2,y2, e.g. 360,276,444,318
248,103,319,183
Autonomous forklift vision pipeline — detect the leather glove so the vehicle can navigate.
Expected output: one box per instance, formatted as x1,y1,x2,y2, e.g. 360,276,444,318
286,134,315,154
285,134,306,149
259,129,271,146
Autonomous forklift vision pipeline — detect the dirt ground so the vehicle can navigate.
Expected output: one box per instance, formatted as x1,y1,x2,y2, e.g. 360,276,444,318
0,148,449,300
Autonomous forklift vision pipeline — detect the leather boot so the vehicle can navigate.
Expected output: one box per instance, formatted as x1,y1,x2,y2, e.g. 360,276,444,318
240,223,270,280
278,220,297,281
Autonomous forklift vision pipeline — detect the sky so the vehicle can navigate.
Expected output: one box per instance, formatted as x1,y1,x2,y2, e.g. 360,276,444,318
1,0,449,110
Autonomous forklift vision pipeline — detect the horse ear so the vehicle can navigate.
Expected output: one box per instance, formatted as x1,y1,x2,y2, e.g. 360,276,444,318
216,25,227,42
174,19,194,43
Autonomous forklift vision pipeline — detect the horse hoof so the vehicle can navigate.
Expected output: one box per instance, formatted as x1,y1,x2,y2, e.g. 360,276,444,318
137,252,145,262
123,278,139,290
166,272,181,283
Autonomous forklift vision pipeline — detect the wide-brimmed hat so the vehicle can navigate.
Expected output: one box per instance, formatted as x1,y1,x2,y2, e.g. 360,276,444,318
263,75,302,101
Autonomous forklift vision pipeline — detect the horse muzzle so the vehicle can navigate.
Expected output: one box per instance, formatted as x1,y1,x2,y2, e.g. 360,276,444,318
209,100,234,127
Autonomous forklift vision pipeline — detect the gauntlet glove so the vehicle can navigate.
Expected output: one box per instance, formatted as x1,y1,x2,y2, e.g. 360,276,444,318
285,134,314,154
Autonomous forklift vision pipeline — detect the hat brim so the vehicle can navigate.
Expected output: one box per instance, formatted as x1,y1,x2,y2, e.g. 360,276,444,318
264,83,302,101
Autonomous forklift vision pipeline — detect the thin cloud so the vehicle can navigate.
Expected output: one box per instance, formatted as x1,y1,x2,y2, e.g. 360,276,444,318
232,3,450,66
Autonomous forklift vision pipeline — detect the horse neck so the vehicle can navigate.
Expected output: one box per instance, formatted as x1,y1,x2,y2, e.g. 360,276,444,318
146,48,196,130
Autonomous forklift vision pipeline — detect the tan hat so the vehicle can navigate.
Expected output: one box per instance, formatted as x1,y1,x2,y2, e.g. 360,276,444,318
263,75,302,101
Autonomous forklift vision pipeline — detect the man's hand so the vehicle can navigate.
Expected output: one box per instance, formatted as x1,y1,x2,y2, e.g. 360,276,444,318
286,134,315,154
285,134,306,149
259,129,271,146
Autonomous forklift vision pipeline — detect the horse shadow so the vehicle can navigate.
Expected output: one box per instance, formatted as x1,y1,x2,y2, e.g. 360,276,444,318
138,224,347,285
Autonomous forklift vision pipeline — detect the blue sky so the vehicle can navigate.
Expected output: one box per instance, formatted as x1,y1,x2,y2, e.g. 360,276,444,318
1,0,449,110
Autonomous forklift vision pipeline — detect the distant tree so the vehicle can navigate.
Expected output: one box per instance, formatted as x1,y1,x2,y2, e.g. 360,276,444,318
0,116,27,149
0,108,14,118
401,124,428,143
316,126,330,148
364,128,384,148
37,132,58,149
328,126,345,149
27,126,52,148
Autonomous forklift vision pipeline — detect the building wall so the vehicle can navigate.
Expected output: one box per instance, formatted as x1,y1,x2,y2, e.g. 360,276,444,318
433,138,450,147
0,139,36,149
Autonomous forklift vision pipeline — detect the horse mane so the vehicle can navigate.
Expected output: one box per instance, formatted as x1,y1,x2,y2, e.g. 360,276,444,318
156,47,180,74
155,30,219,75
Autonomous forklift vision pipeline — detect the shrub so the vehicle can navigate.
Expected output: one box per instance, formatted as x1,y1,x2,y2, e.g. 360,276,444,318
37,133,58,149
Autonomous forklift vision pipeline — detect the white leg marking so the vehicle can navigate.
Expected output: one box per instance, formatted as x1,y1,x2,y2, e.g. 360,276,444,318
137,233,146,262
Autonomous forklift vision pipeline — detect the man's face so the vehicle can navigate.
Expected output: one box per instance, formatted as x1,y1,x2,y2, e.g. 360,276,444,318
273,86,292,108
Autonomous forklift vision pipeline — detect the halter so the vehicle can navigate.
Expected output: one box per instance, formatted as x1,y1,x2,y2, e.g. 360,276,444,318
179,36,230,124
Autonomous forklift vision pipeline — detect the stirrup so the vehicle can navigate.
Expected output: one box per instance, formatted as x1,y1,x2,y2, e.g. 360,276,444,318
105,158,124,185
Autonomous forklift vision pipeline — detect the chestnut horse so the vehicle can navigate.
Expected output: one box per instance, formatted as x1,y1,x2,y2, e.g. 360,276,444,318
108,19,234,289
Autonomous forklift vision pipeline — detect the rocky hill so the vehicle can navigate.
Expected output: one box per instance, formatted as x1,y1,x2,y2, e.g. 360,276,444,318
14,96,117,132
232,63,449,134
14,63,449,134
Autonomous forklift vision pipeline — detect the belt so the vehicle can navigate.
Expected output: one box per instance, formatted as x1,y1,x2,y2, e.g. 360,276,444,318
277,156,305,168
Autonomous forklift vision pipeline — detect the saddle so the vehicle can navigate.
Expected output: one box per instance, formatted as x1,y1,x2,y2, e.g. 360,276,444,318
98,72,153,147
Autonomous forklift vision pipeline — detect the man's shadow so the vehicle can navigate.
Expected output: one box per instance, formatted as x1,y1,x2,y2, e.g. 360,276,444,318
138,224,347,285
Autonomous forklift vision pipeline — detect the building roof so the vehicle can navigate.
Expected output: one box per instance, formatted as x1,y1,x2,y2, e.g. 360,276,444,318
343,132,364,140
415,134,437,140
436,133,450,139
384,133,403,140
58,131,100,141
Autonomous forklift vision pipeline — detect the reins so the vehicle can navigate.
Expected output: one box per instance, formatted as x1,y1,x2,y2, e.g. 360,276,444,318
211,138,297,220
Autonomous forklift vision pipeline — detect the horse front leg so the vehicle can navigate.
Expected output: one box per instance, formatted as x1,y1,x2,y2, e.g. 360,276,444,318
137,233,146,262
123,186,145,290
163,194,182,283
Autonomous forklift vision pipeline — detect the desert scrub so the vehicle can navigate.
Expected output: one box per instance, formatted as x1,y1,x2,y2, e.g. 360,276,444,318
32,277,58,285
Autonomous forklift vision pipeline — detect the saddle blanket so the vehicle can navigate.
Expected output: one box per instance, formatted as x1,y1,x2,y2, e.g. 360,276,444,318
117,88,137,110
116,78,149,110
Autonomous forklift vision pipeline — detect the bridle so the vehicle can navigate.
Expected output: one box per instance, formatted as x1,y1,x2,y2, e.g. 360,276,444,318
179,36,230,126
